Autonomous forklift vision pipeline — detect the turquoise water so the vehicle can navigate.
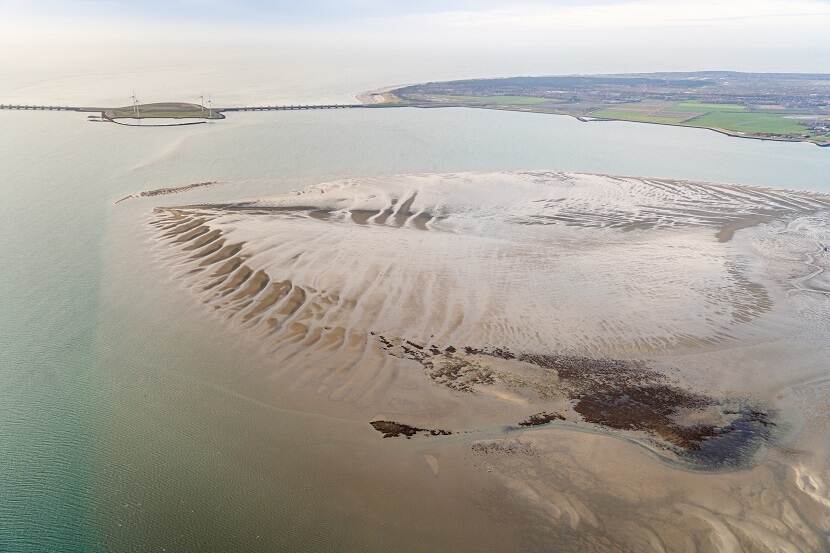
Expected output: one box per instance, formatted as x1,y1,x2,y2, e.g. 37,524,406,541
1,107,829,552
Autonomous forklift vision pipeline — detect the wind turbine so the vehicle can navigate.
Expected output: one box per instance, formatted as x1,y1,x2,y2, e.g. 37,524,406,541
131,91,141,120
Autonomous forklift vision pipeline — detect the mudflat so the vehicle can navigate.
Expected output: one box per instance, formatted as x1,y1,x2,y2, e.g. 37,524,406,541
146,171,830,551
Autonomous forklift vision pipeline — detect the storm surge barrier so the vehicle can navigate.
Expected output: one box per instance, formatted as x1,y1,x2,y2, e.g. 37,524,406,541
0,103,373,113
221,104,367,112
0,104,82,111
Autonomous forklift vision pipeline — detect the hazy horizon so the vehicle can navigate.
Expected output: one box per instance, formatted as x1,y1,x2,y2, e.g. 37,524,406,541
2,0,829,105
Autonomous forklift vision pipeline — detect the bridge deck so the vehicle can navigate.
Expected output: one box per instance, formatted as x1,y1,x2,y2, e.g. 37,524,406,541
220,104,367,111
0,105,82,111
0,104,372,113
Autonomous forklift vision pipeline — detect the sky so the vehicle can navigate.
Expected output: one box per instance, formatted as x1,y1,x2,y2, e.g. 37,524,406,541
1,0,828,104
3,0,830,32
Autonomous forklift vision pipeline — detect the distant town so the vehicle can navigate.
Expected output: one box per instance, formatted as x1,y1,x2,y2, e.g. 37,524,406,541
372,72,830,146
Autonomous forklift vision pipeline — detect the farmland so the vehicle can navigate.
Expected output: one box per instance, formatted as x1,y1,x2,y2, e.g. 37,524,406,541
386,72,830,146
685,111,807,135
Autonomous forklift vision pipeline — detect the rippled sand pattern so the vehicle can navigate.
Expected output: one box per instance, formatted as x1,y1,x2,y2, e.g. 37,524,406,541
149,173,829,357
517,173,830,238
148,172,830,551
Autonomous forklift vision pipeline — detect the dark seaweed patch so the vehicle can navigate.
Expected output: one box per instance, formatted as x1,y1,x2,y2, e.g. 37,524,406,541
682,407,774,469
377,335,495,392
370,420,452,439
518,412,565,427
374,335,773,468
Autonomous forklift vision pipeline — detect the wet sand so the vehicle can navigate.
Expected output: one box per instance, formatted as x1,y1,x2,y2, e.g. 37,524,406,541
145,172,830,551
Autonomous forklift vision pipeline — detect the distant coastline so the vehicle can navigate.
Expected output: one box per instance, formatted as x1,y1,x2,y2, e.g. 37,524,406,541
369,72,830,148
4,71,829,147
372,97,830,148
576,112,830,147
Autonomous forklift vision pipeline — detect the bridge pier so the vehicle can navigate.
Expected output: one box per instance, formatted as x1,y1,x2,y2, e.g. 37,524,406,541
1,102,371,115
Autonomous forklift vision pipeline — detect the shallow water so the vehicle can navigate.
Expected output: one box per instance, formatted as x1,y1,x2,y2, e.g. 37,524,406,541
1,107,830,551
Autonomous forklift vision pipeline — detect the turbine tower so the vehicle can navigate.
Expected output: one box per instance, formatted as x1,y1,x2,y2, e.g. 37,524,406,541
131,91,141,120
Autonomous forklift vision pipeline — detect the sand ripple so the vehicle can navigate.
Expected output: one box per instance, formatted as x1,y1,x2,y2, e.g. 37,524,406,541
149,172,830,359
145,172,830,550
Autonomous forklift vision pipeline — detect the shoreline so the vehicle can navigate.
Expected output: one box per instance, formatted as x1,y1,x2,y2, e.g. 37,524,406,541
363,84,830,148
6,92,827,147
384,101,830,148
103,116,209,128
580,111,830,147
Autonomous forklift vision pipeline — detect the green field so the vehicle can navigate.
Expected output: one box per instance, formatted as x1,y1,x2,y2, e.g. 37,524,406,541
418,93,828,142
592,101,817,138
674,101,746,112
686,111,808,135
394,74,830,145
438,95,550,105
593,101,747,123
591,109,690,124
